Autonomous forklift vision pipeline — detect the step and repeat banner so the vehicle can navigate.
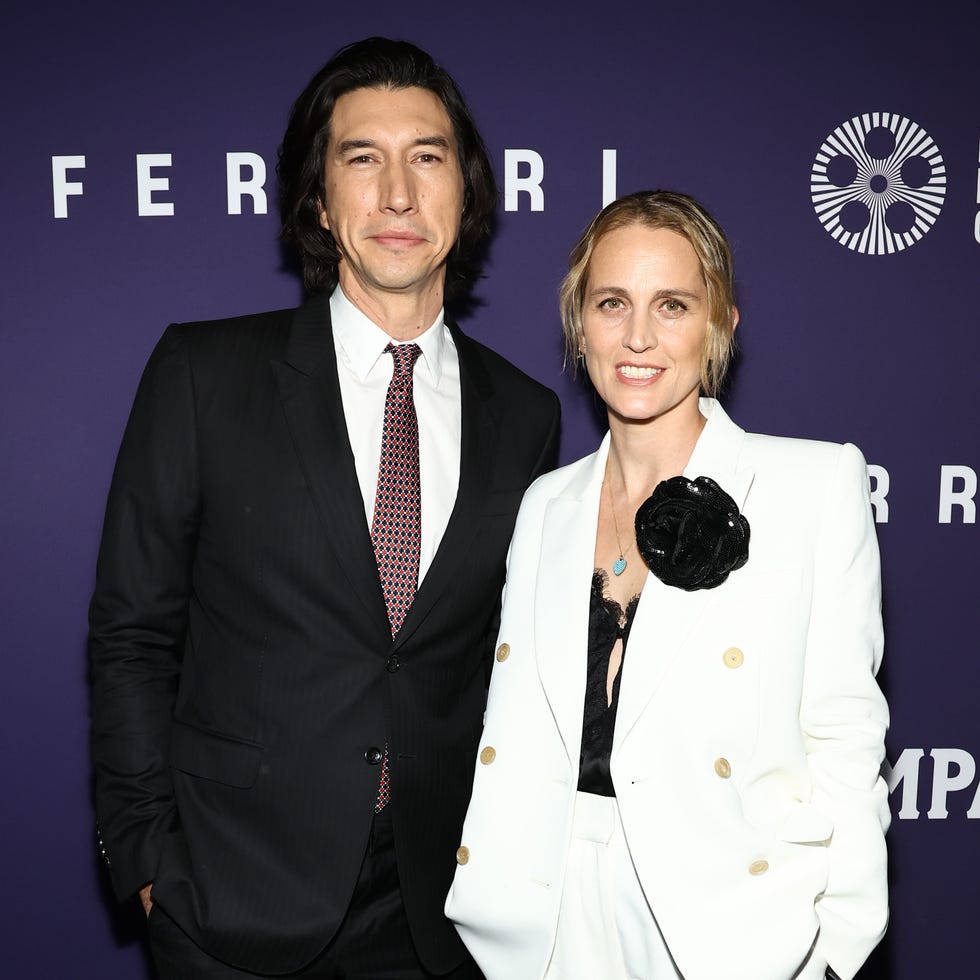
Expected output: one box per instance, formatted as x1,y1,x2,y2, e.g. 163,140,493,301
2,1,977,976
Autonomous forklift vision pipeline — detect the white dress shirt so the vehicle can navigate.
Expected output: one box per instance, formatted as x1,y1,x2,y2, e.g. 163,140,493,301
329,286,462,584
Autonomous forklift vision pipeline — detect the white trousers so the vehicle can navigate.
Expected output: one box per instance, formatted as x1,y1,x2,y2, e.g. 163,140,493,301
543,792,683,980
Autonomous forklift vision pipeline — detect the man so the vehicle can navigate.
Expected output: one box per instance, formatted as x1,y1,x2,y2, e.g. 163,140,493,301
89,37,560,979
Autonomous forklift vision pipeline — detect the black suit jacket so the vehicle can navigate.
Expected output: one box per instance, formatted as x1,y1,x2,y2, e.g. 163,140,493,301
89,293,560,973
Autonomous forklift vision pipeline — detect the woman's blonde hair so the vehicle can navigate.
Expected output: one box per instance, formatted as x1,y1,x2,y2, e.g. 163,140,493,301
559,190,737,397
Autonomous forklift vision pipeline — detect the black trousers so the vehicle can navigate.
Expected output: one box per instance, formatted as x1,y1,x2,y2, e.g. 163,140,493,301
148,809,482,980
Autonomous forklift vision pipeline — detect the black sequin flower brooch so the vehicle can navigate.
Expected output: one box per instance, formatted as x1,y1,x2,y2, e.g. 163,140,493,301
634,476,750,591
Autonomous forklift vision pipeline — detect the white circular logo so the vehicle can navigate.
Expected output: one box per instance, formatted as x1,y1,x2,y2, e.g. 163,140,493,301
810,112,946,254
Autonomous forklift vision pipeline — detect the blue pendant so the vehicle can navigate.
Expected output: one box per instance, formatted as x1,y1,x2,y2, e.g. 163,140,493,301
613,557,627,576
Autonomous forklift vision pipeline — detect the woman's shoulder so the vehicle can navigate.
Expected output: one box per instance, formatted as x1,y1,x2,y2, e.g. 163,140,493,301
699,399,870,489
738,433,872,518
521,447,600,505
742,430,869,475
506,448,603,551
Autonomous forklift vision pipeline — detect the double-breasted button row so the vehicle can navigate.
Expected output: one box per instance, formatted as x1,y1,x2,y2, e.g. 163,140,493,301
716,649,742,778
457,741,502,868
715,649,743,781
496,642,511,662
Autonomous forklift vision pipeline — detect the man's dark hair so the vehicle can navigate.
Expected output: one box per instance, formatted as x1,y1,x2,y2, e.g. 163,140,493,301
278,37,497,302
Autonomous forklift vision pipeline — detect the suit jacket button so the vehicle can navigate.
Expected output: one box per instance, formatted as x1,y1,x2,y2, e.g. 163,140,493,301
748,859,769,876
456,846,470,865
365,746,383,765
714,757,732,779
480,746,496,765
386,654,401,673
723,647,744,668
496,643,511,662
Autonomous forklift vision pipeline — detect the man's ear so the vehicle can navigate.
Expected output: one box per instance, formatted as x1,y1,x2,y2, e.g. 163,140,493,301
318,200,330,232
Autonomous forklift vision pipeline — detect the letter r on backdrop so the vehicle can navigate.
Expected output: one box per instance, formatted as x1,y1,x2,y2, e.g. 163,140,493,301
227,152,268,215
504,149,544,212
938,465,977,524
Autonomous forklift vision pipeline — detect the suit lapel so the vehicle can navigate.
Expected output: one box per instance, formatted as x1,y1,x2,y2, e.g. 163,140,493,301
613,400,754,754
271,293,390,635
390,323,496,649
535,437,609,767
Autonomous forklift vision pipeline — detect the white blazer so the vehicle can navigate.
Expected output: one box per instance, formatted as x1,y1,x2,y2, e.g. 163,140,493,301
447,400,889,980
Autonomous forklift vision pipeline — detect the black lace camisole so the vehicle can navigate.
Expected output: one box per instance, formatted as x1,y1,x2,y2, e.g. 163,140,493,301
577,569,641,797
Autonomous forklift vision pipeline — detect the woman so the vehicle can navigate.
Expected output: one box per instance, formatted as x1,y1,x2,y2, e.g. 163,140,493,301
446,191,888,980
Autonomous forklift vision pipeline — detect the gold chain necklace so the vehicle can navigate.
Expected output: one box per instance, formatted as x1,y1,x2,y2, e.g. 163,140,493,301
604,476,629,576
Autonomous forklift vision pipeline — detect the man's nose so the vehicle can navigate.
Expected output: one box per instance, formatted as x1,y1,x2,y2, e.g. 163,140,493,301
380,162,417,214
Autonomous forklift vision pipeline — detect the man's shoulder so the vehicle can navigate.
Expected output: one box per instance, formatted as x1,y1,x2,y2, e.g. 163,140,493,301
151,307,299,379
524,449,595,501
170,306,295,347
452,327,558,408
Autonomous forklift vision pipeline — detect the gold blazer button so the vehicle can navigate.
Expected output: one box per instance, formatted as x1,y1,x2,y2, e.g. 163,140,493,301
496,643,511,662
456,846,470,865
480,746,497,765
723,647,744,668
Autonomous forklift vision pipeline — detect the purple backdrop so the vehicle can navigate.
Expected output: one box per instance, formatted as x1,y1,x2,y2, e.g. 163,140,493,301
2,1,978,975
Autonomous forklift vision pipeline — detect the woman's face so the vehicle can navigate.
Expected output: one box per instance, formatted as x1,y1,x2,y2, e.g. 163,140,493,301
582,223,709,428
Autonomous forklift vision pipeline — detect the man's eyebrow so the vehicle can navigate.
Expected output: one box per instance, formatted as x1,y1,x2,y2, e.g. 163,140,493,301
335,139,376,155
334,135,453,155
412,135,452,149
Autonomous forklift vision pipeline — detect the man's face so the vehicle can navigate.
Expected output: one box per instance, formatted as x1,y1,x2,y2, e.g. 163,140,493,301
320,85,466,304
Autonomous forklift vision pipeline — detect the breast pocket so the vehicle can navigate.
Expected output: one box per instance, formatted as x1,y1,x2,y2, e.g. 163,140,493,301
709,567,802,603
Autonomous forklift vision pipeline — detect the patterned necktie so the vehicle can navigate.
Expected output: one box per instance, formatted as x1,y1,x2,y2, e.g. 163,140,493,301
371,342,422,811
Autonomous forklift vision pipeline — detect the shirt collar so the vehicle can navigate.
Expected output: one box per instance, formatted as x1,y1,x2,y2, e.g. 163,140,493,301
330,285,448,386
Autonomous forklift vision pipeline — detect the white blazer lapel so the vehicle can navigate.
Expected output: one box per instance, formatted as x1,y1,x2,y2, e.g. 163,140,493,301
614,400,754,754
686,399,754,513
535,436,609,769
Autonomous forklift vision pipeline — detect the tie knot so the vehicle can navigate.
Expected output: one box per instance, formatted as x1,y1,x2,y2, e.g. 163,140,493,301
386,342,422,378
